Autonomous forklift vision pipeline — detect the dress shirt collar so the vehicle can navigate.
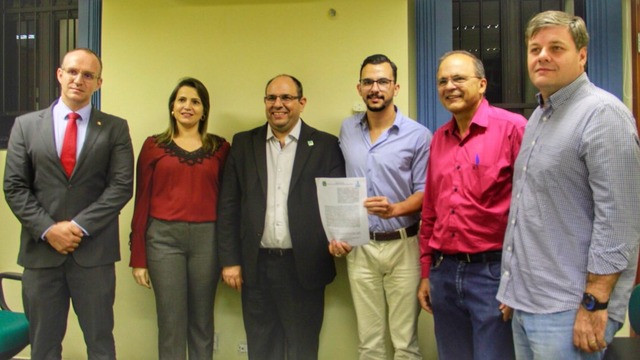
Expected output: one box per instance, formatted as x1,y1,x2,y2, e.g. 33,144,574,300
358,105,401,133
536,72,589,110
266,118,302,145
443,98,490,136
53,98,92,123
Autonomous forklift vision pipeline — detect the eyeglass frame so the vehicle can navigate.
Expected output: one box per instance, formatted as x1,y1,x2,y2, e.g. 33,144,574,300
437,75,482,88
359,78,395,89
61,67,100,82
264,94,301,104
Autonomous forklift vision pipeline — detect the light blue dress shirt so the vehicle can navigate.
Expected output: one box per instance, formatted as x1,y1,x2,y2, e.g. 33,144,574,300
339,107,432,233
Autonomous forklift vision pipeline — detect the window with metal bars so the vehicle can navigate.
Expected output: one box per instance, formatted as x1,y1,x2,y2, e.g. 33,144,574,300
1,0,78,148
451,0,585,117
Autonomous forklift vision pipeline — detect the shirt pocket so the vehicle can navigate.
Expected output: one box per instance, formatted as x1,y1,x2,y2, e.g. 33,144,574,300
460,163,501,201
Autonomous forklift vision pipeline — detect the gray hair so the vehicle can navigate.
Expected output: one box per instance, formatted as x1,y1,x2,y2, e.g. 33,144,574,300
438,50,485,78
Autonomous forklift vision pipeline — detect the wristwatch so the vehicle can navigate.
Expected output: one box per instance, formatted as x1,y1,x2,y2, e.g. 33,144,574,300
582,292,609,311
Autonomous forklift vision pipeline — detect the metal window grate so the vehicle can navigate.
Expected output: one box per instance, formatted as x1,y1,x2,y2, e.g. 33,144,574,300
1,0,78,148
451,0,565,116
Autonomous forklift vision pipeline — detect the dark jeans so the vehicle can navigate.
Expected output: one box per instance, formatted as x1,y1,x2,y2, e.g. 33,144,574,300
430,255,515,360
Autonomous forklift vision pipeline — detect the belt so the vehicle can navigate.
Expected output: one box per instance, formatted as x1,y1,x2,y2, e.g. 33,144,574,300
439,250,502,263
369,223,419,241
259,248,293,257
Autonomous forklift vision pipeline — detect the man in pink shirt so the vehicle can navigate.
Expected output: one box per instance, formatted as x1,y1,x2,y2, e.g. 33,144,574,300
417,51,526,360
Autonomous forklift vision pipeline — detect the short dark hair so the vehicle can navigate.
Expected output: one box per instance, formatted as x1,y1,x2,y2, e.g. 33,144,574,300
265,74,303,98
360,54,397,81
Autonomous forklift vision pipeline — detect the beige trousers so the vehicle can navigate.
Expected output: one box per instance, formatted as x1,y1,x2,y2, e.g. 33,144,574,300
346,235,423,360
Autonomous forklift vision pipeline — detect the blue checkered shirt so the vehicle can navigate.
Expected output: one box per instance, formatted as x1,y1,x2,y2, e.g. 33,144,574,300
497,73,640,324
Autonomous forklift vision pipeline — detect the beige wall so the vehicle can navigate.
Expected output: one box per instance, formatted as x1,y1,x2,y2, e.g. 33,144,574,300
0,0,437,358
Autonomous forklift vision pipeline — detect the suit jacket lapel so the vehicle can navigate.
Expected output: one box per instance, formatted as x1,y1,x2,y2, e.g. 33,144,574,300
76,107,103,174
38,104,66,177
252,125,268,196
290,120,313,191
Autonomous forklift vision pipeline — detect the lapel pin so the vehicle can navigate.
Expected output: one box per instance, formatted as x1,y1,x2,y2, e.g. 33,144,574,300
97,121,102,126
307,140,314,146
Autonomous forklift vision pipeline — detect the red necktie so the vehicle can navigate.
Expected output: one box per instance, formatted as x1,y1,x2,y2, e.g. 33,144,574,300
61,112,79,178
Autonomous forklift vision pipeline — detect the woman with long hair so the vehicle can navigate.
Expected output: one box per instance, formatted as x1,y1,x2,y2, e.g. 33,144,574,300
130,77,230,359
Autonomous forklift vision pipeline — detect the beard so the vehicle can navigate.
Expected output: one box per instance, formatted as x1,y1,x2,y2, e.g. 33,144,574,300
366,94,392,112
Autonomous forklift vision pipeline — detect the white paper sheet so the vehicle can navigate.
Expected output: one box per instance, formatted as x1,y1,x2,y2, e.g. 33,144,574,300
315,177,369,246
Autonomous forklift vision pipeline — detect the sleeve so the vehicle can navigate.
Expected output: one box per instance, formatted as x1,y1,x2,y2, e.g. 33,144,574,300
216,136,243,267
411,128,432,193
72,118,134,235
510,115,527,164
583,104,640,275
216,140,231,181
129,137,159,268
328,136,346,178
419,139,436,278
3,116,57,241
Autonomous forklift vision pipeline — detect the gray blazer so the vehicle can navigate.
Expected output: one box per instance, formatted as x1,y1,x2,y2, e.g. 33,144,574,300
3,101,134,268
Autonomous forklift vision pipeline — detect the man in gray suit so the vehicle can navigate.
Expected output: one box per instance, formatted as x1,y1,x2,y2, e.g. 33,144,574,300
3,48,134,359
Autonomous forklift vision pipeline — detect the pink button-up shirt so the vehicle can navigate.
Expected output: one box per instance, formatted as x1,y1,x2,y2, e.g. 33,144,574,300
420,98,526,278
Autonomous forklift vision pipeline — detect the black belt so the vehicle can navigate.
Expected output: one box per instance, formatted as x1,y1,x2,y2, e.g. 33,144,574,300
439,250,502,263
369,223,419,241
259,248,293,257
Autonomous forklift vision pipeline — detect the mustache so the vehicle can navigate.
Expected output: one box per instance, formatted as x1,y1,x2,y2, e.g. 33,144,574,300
367,93,385,100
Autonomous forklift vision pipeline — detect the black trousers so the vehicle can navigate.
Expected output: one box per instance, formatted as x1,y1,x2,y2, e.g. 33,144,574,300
241,251,325,360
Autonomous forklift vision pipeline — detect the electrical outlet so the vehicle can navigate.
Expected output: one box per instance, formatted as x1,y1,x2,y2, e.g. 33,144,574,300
237,341,248,353
213,332,219,352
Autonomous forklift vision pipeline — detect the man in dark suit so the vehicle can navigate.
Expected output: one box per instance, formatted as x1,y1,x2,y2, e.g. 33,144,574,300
3,48,134,359
217,74,345,360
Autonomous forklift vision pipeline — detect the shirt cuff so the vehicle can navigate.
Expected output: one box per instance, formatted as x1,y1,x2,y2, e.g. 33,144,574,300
71,220,90,236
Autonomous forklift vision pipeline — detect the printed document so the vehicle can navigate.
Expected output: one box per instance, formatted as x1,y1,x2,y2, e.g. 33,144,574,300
315,177,369,246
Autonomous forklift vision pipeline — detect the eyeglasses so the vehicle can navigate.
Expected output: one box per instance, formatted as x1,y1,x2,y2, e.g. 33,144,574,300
61,68,99,81
264,94,300,104
437,75,481,88
360,78,394,89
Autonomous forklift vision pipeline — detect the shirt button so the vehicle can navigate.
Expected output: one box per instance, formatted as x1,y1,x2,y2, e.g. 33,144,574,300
516,193,520,199
511,219,515,224
532,140,536,145
451,232,455,237
453,187,458,192
507,246,512,251
450,209,455,214
504,271,510,277
523,166,527,172
456,165,461,170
